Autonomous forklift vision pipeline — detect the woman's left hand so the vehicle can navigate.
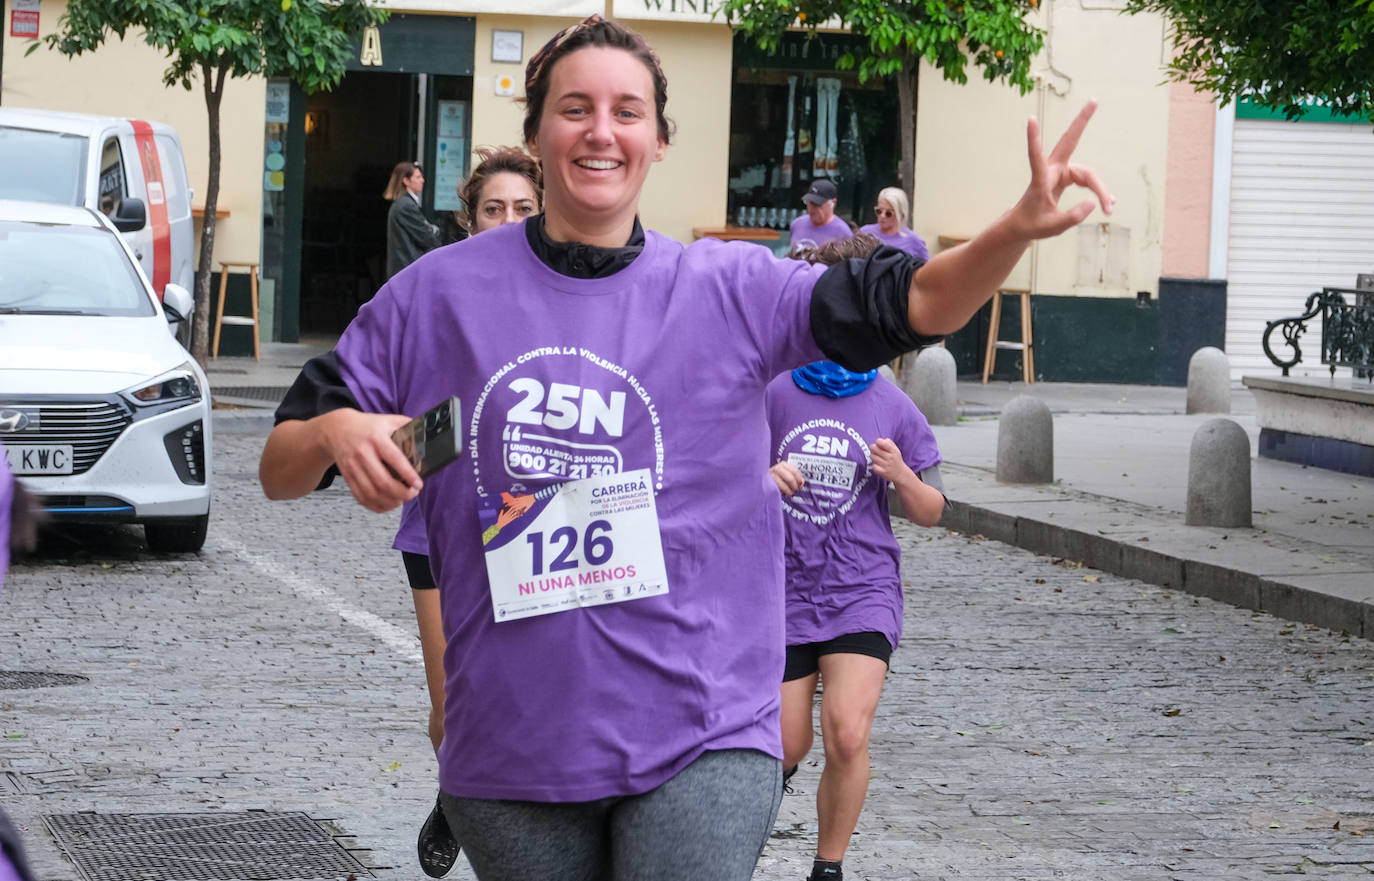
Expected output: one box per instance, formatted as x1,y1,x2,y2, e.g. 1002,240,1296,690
1009,99,1115,241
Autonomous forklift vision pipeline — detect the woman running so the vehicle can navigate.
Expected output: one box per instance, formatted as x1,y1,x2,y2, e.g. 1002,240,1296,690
260,15,1112,880
399,147,541,878
769,233,945,881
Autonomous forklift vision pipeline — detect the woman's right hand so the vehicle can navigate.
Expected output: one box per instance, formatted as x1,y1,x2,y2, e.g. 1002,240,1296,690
769,461,805,497
317,409,423,512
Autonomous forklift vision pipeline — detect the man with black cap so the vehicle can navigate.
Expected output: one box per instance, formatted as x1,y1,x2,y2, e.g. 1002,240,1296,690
788,179,851,255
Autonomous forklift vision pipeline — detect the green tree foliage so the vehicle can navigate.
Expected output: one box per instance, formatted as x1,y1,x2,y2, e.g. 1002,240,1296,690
32,0,385,360
721,0,1045,205
1123,0,1374,121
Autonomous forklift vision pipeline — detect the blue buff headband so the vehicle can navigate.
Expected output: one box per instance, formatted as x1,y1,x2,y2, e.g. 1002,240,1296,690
791,360,878,398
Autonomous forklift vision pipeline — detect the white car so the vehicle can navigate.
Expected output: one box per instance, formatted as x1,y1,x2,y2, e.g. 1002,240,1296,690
0,199,211,552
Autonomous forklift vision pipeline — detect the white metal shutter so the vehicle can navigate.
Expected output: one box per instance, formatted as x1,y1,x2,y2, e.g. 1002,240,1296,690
1225,118,1374,380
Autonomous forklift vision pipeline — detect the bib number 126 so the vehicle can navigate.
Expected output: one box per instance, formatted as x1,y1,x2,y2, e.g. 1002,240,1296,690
526,520,613,575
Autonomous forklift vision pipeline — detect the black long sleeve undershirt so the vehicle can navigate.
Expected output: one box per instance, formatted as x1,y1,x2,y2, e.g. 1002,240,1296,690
808,245,942,372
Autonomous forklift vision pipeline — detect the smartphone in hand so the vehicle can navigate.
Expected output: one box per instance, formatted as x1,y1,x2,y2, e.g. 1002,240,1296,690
391,396,461,480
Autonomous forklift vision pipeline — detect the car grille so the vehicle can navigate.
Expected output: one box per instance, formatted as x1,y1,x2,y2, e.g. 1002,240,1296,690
0,401,133,475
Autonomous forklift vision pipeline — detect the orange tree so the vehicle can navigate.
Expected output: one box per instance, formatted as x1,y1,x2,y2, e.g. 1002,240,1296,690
1124,0,1374,120
721,0,1045,207
33,0,386,361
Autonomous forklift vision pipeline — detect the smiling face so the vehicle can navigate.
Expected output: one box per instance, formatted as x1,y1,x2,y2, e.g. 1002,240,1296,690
528,46,666,244
473,171,540,233
875,197,899,235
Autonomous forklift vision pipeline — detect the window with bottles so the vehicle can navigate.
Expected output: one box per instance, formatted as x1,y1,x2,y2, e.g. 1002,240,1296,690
728,32,901,232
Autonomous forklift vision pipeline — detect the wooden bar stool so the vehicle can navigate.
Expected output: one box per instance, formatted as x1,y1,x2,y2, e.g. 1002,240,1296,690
212,261,260,361
981,287,1034,384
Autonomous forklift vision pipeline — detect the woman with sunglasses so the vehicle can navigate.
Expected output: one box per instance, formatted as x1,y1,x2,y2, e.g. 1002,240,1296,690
261,15,1112,880
859,186,928,261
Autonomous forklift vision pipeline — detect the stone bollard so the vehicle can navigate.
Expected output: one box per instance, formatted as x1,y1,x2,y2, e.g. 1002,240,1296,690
996,395,1053,483
902,345,958,425
1186,346,1231,414
1186,418,1252,527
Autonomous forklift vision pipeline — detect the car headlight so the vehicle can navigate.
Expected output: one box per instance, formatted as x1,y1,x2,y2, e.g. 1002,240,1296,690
122,362,202,408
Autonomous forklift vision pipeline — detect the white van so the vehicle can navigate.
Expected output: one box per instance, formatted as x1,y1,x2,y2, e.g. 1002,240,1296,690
0,107,194,302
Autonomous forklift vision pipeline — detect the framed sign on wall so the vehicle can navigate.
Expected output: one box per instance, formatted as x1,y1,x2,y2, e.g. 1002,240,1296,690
492,29,523,63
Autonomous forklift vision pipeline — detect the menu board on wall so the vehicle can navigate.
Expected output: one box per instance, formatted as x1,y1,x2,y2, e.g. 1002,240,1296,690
433,100,468,212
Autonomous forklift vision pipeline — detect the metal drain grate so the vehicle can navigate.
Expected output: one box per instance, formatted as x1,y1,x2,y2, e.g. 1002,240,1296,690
44,811,373,881
212,386,292,402
0,671,90,690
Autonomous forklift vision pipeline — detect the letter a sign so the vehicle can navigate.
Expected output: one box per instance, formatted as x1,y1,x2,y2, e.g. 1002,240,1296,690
360,25,383,66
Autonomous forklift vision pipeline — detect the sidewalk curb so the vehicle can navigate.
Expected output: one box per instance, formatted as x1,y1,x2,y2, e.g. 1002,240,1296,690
212,408,276,432
939,474,1374,641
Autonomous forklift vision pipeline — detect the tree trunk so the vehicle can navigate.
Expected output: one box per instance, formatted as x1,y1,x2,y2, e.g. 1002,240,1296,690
190,60,228,364
896,55,918,214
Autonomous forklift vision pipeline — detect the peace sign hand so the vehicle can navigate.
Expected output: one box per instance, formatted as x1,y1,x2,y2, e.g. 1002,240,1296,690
1010,100,1116,240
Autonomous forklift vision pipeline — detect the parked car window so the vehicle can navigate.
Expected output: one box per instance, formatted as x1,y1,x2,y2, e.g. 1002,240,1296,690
98,137,127,217
154,133,192,222
0,127,87,205
0,221,154,317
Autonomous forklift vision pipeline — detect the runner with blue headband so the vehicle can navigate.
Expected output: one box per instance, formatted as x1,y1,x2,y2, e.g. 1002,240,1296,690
768,233,948,881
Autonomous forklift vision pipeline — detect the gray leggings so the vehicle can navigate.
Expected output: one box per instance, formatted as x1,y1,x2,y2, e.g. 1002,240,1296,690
440,749,782,881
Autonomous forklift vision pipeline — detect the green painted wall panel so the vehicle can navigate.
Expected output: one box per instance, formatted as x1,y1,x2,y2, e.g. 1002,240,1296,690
942,284,1226,385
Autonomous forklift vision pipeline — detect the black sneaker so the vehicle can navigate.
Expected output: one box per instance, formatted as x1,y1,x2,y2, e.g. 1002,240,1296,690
808,865,842,881
417,793,460,877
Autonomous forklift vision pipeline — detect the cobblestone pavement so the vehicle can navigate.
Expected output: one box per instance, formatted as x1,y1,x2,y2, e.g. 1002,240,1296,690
2,421,1371,881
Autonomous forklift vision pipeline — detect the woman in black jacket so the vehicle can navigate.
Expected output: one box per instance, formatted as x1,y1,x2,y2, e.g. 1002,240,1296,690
383,160,442,280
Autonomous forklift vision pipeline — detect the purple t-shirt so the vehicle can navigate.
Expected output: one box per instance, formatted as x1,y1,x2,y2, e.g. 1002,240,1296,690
0,852,23,881
0,456,12,594
393,500,426,554
858,224,929,261
766,373,940,651
335,221,826,801
789,214,852,252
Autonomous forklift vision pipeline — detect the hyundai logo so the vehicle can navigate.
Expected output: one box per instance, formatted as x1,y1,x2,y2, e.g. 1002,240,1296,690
0,409,35,433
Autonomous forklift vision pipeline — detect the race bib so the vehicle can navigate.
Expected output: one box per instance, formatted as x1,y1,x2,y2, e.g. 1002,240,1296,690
478,468,670,622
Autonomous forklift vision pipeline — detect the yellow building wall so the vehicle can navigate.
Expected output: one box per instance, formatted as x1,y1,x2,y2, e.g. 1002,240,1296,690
914,1,1170,298
471,13,733,243
2,0,265,268
470,15,582,166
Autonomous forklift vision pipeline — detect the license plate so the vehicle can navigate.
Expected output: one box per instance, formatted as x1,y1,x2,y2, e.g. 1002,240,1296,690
3,443,75,475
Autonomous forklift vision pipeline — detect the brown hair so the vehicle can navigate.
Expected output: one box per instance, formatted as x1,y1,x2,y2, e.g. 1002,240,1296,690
383,160,421,201
796,232,881,266
457,147,543,233
522,15,675,147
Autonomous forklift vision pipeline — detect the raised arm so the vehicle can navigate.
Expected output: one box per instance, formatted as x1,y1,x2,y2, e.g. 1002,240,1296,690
907,100,1115,336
